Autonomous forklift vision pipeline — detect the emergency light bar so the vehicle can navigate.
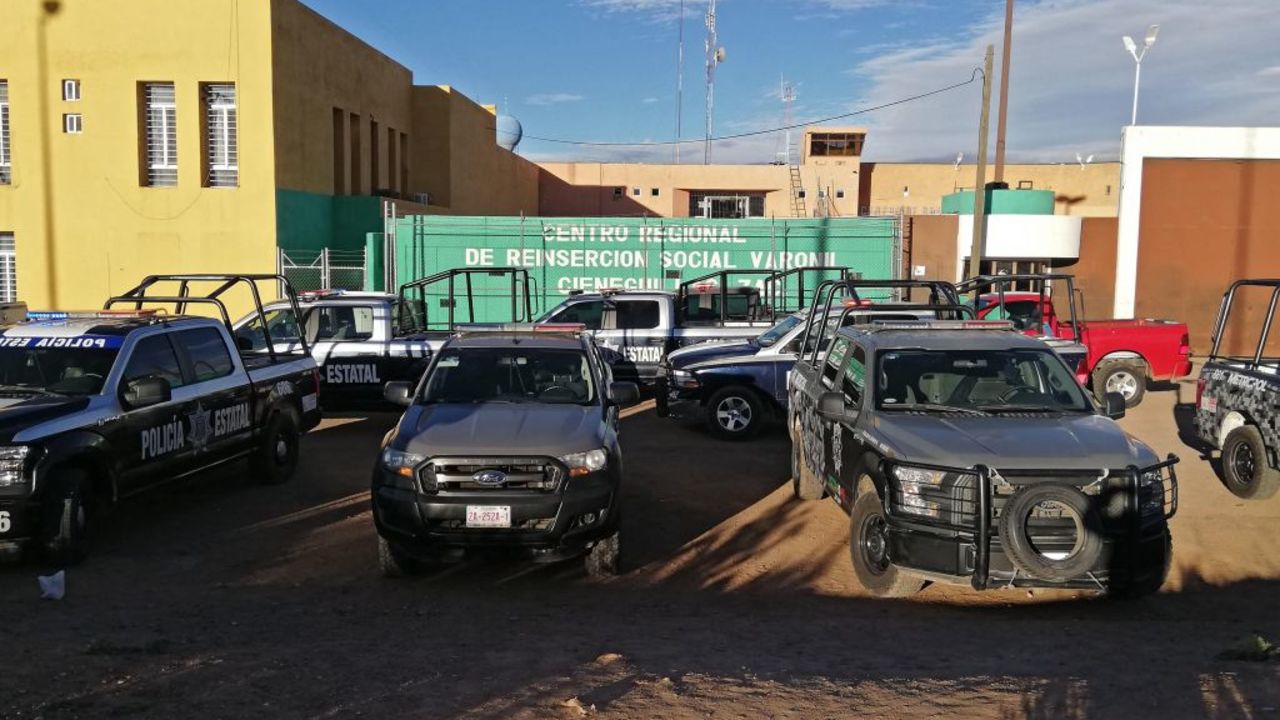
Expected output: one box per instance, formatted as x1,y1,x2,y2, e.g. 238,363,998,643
868,319,1014,331
27,309,162,321
842,298,874,308
298,289,347,301
455,323,587,335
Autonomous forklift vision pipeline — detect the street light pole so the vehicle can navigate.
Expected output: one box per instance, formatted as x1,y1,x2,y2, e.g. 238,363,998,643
1122,24,1159,126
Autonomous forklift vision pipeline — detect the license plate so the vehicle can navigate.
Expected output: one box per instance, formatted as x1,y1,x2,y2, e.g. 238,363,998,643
465,506,511,528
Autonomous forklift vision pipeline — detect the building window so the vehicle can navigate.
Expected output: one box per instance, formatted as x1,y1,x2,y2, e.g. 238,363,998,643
202,83,237,187
797,190,806,199
142,83,178,186
0,234,15,302
0,81,10,185
62,79,80,102
613,187,624,200
651,188,660,197
632,187,640,197
836,189,845,199
63,113,83,134
808,132,864,157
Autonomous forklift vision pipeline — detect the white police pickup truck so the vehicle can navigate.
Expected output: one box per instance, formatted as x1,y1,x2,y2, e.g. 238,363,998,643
236,268,537,406
0,275,320,564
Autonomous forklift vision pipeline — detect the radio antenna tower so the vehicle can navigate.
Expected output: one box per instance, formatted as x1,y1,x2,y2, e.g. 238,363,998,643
703,0,724,164
674,0,685,163
780,76,796,164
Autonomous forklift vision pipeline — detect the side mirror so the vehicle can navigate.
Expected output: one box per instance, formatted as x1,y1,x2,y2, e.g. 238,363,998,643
609,381,641,408
383,381,414,407
817,391,852,421
1103,391,1126,420
121,376,171,409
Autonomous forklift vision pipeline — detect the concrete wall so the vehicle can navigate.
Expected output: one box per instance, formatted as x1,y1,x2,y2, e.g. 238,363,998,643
1134,158,1280,354
1065,217,1118,321
0,0,278,309
860,162,1120,217
410,86,538,217
902,214,959,289
270,0,413,196
537,162,862,218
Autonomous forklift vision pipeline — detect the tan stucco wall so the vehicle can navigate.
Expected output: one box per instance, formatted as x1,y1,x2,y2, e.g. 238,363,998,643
0,0,278,310
411,86,538,215
270,0,412,196
536,161,862,218
860,162,1120,217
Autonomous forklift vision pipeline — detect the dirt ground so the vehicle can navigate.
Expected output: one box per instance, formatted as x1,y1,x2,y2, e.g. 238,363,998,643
3,377,1280,719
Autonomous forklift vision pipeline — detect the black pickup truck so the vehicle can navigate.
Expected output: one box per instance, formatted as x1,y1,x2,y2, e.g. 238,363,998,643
0,275,320,564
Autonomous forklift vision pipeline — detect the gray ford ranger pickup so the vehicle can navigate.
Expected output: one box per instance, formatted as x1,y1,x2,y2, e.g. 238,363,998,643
371,324,640,577
789,296,1179,598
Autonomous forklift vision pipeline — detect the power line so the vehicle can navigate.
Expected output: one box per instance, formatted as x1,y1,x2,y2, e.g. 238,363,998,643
517,69,982,148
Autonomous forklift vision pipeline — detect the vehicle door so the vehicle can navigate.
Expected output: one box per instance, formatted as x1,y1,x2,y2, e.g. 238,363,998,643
828,343,868,506
171,326,254,467
794,335,852,485
609,299,665,381
306,304,386,396
113,332,197,492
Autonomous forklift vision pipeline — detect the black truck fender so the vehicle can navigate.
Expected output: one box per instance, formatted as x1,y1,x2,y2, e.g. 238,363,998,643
31,431,120,505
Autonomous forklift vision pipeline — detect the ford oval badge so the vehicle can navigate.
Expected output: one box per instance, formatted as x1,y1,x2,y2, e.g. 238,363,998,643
473,470,507,486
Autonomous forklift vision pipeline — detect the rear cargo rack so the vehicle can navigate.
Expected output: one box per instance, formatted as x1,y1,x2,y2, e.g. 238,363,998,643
1207,279,1280,368
955,273,1081,339
797,278,967,366
106,274,309,362
397,267,536,334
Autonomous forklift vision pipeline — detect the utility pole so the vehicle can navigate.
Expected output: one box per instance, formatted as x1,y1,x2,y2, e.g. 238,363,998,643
674,0,684,163
967,45,994,282
993,0,1013,183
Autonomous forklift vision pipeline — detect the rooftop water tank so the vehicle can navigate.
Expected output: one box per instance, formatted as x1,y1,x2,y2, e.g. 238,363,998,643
497,115,523,151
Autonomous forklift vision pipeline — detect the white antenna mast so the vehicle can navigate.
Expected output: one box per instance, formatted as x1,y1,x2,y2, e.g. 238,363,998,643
781,76,796,164
703,0,724,164
674,0,684,163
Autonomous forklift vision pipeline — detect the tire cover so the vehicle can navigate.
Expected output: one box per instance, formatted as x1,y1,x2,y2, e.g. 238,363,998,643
998,483,1104,582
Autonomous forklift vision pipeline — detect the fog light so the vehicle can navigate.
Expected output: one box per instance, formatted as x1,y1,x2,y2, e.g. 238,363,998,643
581,512,597,525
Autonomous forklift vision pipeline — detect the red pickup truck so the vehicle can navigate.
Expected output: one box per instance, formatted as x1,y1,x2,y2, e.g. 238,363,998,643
961,274,1192,408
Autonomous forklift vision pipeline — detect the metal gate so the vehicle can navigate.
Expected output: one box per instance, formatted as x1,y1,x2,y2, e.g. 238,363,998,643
277,248,366,292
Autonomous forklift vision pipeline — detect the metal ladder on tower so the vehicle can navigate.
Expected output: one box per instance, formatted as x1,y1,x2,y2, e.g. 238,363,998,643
789,165,806,217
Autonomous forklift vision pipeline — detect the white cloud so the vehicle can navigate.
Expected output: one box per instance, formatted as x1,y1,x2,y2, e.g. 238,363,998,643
851,0,1280,162
642,96,661,104
526,93,586,106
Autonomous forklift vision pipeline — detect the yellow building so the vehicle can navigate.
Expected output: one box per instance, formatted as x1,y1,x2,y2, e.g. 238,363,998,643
0,0,538,309
539,128,868,219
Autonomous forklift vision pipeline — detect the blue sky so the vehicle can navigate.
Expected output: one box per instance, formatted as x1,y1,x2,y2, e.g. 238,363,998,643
300,0,1280,164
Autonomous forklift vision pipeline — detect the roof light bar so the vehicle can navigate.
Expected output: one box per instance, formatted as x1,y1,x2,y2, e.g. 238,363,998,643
298,289,347,301
868,319,1014,331
456,323,587,335
27,309,161,321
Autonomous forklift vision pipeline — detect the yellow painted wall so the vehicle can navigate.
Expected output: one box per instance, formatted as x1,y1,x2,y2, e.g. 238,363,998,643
861,162,1120,217
412,86,539,215
270,0,413,196
537,161,863,218
0,0,278,311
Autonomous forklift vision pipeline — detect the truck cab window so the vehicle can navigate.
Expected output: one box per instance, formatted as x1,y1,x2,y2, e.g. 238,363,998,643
123,335,185,389
309,306,376,342
842,345,866,405
616,300,660,330
822,338,850,389
236,309,301,352
178,327,235,382
550,301,603,330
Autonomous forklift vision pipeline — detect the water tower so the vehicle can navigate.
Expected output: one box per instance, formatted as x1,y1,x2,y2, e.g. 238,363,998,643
497,114,523,152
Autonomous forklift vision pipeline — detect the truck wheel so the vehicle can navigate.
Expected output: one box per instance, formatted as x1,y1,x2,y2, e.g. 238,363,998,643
1108,532,1172,600
791,431,824,501
1221,425,1280,500
849,481,923,598
1093,360,1146,408
706,386,764,441
40,467,93,566
378,536,423,577
585,531,621,578
252,411,300,485
999,484,1104,582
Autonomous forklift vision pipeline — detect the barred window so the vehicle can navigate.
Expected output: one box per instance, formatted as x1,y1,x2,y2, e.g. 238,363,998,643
203,83,237,187
0,81,10,185
143,83,177,186
0,234,15,303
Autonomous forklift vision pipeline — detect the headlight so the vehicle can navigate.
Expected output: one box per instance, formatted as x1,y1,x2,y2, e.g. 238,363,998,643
669,369,699,389
560,448,608,477
1139,469,1165,515
0,446,30,489
381,448,425,479
891,465,945,518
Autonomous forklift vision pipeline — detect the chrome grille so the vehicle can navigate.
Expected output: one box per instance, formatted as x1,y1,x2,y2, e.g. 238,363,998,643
419,457,564,494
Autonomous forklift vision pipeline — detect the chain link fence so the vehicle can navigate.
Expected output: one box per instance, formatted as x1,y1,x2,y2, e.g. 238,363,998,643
278,248,366,293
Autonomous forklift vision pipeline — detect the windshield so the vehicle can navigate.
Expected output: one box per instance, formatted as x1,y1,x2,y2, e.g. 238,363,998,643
876,348,1090,413
235,308,302,352
423,347,596,405
755,313,804,347
0,339,120,396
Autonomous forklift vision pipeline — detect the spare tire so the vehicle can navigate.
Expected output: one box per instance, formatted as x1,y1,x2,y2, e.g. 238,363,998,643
998,484,1104,583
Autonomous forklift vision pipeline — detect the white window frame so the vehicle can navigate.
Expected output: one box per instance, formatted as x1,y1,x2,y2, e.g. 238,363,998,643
144,83,178,187
0,81,10,185
62,79,80,102
63,113,83,134
0,234,16,303
204,83,237,187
